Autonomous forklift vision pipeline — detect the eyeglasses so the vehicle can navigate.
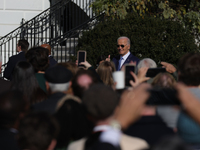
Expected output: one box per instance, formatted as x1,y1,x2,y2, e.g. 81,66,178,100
117,44,127,48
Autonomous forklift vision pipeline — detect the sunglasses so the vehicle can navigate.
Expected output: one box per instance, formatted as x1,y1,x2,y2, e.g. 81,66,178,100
117,44,127,48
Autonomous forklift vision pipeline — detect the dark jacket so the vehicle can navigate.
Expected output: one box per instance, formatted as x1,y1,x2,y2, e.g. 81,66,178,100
112,53,140,70
3,52,26,80
33,92,66,114
48,55,57,68
124,115,175,146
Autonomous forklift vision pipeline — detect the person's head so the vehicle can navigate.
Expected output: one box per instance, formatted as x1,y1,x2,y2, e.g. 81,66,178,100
72,69,99,98
18,112,59,150
11,61,47,104
178,52,200,86
151,73,176,88
26,46,49,72
96,61,115,86
12,61,35,83
82,84,120,122
0,90,28,129
41,44,51,55
57,62,79,77
17,39,29,52
44,65,72,93
117,36,130,56
55,100,91,148
137,58,157,71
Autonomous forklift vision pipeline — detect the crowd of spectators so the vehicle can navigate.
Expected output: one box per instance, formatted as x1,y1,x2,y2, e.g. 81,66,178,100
0,37,200,150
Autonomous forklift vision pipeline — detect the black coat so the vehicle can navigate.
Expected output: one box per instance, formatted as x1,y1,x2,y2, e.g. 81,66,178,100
33,92,66,114
3,52,26,80
0,129,20,150
124,115,175,146
112,53,140,71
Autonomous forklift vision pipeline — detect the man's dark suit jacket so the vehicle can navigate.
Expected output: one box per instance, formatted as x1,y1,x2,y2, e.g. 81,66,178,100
32,92,66,114
48,55,57,68
112,53,140,70
0,129,20,150
3,52,26,80
124,115,174,146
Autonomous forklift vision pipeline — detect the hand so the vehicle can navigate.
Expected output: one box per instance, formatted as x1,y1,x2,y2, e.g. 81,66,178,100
114,83,151,129
79,61,92,69
137,67,150,83
161,62,176,73
175,82,200,124
105,55,111,62
129,71,140,88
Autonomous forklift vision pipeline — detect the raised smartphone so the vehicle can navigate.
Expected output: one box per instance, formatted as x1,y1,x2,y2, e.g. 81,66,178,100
146,68,166,78
146,87,180,105
77,50,86,68
124,64,136,87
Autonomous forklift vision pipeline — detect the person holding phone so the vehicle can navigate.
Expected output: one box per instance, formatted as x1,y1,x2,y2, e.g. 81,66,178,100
112,36,140,71
176,53,200,147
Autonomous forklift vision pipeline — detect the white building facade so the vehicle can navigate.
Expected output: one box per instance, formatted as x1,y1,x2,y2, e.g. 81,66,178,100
0,0,50,38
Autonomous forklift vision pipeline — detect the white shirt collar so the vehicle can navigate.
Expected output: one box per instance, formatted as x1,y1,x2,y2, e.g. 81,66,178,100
93,125,111,132
10,128,18,134
119,51,130,68
120,51,130,61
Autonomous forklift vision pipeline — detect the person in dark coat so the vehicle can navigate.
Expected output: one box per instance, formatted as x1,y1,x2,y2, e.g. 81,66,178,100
3,39,29,80
33,65,72,114
0,90,28,150
41,44,57,68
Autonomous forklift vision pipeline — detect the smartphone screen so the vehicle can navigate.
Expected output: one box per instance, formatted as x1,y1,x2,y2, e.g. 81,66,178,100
125,65,135,87
146,88,180,105
77,51,86,67
146,68,166,78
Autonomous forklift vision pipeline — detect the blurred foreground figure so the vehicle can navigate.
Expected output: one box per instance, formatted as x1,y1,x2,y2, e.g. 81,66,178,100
11,61,47,104
0,90,28,150
177,53,200,147
68,84,149,150
18,112,59,150
72,69,99,99
33,65,72,114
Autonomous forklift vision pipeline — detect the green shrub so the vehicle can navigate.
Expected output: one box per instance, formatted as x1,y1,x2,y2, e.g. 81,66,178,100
77,13,198,68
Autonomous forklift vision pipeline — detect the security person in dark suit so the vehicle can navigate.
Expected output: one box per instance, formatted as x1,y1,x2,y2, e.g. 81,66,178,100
3,39,29,80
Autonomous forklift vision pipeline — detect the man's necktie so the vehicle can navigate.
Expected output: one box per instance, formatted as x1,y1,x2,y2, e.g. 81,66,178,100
118,57,123,71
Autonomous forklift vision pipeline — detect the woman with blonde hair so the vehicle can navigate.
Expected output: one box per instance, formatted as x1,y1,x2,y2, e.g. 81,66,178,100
96,61,116,87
